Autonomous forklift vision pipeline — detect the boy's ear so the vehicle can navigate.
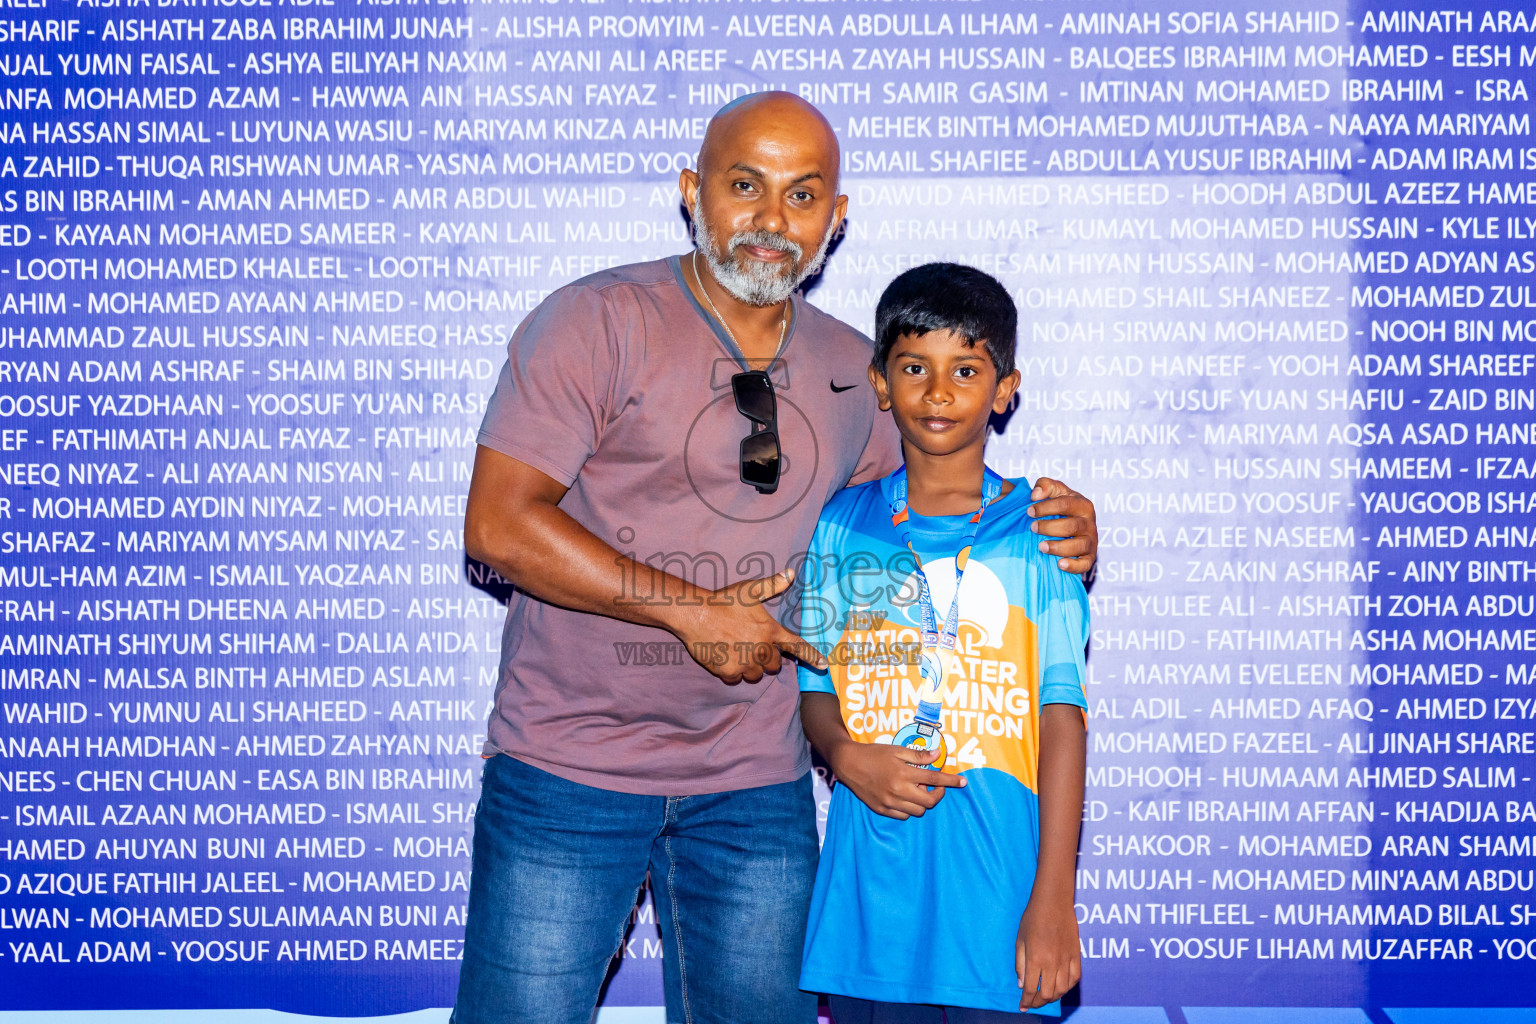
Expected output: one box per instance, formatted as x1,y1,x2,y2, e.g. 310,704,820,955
992,369,1021,415
866,363,892,411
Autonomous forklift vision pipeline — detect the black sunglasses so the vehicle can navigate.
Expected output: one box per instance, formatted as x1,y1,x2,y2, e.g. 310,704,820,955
732,371,780,494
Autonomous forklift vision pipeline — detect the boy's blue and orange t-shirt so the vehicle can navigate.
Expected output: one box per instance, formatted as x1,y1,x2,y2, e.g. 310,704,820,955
795,473,1089,1015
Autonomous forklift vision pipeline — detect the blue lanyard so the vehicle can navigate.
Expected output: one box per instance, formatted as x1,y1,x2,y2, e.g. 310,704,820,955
881,466,1005,720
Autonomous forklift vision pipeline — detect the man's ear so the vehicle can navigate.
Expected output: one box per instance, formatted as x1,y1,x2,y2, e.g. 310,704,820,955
678,167,700,212
831,192,849,236
993,369,1021,414
866,363,891,411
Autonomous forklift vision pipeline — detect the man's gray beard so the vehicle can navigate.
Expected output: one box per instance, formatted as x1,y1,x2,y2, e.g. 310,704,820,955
692,198,836,307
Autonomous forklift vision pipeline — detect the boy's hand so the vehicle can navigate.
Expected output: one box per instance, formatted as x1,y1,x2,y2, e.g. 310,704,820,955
830,742,965,819
1027,477,1098,575
1015,897,1081,1010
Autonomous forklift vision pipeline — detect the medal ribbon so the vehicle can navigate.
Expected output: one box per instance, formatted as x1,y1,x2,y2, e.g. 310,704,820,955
882,466,1006,726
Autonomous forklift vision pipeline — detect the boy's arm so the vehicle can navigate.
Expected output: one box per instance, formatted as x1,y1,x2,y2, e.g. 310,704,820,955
1015,702,1087,1010
801,692,964,820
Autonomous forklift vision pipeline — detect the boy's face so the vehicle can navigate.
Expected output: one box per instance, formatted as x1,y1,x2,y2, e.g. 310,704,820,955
867,329,1021,460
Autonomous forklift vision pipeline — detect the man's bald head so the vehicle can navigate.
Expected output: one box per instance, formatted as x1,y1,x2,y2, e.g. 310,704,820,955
680,92,847,307
697,92,841,191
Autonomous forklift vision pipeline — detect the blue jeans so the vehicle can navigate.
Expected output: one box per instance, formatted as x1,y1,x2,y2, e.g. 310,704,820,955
452,754,820,1024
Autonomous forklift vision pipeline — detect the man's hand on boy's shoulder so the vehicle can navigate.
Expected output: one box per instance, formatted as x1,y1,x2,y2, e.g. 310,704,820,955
830,742,965,820
1015,896,1082,1011
1026,477,1098,576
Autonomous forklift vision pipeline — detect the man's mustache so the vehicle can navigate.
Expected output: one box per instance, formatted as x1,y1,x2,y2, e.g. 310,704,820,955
726,229,803,263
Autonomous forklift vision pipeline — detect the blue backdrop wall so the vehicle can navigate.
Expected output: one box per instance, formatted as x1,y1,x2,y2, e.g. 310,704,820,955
1,0,1535,1020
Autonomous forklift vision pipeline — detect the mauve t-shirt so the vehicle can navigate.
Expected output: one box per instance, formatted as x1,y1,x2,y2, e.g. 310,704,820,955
475,255,901,795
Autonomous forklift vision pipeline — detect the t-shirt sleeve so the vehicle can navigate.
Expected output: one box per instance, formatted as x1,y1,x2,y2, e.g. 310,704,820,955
1038,567,1090,710
847,414,902,487
476,284,618,488
794,517,843,695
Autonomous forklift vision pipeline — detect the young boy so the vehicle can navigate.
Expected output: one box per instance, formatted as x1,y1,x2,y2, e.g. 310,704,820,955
796,263,1088,1021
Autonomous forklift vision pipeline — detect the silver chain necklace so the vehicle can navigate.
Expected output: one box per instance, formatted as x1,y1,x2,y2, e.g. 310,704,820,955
692,249,787,362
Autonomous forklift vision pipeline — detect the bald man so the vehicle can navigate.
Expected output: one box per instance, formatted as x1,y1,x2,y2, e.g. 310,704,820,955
454,93,1099,1024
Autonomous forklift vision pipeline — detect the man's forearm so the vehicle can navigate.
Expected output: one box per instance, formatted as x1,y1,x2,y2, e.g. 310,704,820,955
1033,704,1087,903
464,446,817,683
463,446,699,635
470,497,698,633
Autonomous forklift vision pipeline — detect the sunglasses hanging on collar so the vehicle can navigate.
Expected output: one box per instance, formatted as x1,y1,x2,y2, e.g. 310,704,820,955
732,370,780,494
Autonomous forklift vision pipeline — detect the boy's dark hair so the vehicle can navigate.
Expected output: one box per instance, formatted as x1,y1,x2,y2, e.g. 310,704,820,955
872,263,1017,378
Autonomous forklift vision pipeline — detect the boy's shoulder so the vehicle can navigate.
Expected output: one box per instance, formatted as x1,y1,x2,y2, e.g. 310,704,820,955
985,478,1086,579
806,480,894,563
1003,509,1090,618
816,477,885,528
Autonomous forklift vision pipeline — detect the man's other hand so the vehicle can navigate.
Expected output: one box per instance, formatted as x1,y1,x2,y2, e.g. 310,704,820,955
1027,477,1098,576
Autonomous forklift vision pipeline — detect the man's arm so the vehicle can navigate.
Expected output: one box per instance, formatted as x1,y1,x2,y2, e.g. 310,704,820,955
1015,703,1086,1010
1028,477,1098,576
800,691,962,819
464,445,823,682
